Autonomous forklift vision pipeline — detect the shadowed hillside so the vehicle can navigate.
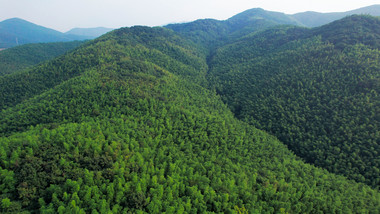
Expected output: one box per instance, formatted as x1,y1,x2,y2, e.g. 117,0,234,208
207,15,380,187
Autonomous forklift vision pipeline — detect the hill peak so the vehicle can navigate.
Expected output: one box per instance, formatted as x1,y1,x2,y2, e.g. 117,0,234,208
0,18,88,48
224,8,301,36
1,17,29,23
0,17,43,28
228,8,295,22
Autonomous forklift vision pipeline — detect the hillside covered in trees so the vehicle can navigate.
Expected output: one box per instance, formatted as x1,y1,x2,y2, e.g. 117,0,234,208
0,41,85,76
206,15,380,187
0,9,379,214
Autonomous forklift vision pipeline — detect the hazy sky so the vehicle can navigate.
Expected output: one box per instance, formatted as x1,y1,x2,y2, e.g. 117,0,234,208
1,0,379,32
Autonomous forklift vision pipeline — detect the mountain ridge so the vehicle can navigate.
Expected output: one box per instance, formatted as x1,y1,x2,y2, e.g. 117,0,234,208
65,27,114,38
292,4,380,27
0,18,89,48
1,5,379,48
165,8,303,48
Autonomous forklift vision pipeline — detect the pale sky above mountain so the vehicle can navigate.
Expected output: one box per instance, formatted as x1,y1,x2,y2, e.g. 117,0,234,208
0,0,379,32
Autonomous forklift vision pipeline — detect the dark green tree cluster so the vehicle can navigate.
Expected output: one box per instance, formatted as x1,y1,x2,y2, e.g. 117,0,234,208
0,26,208,111
311,15,380,50
1,57,379,213
0,41,85,76
207,16,380,187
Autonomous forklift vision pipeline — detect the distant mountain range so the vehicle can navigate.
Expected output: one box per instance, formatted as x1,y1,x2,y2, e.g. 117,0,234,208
0,18,89,48
166,4,380,47
0,18,112,48
0,5,379,49
292,4,380,27
65,27,114,38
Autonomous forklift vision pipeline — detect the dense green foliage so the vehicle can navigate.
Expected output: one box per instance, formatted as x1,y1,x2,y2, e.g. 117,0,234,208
312,15,380,50
0,26,208,112
0,41,85,76
1,13,380,213
207,16,380,187
166,19,228,48
2,69,379,213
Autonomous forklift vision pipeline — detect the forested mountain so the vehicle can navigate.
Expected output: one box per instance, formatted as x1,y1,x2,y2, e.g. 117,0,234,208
0,18,89,48
65,27,114,38
0,8,379,214
166,8,301,47
0,41,85,76
166,5,380,47
206,15,380,187
292,4,380,27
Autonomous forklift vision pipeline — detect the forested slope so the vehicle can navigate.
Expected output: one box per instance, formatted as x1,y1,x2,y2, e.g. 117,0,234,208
1,25,379,213
207,15,380,187
0,41,85,76
0,26,207,111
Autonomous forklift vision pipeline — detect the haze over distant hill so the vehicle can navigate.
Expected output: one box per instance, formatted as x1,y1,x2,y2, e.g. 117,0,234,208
65,27,114,38
292,4,380,27
1,5,379,49
0,18,89,48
